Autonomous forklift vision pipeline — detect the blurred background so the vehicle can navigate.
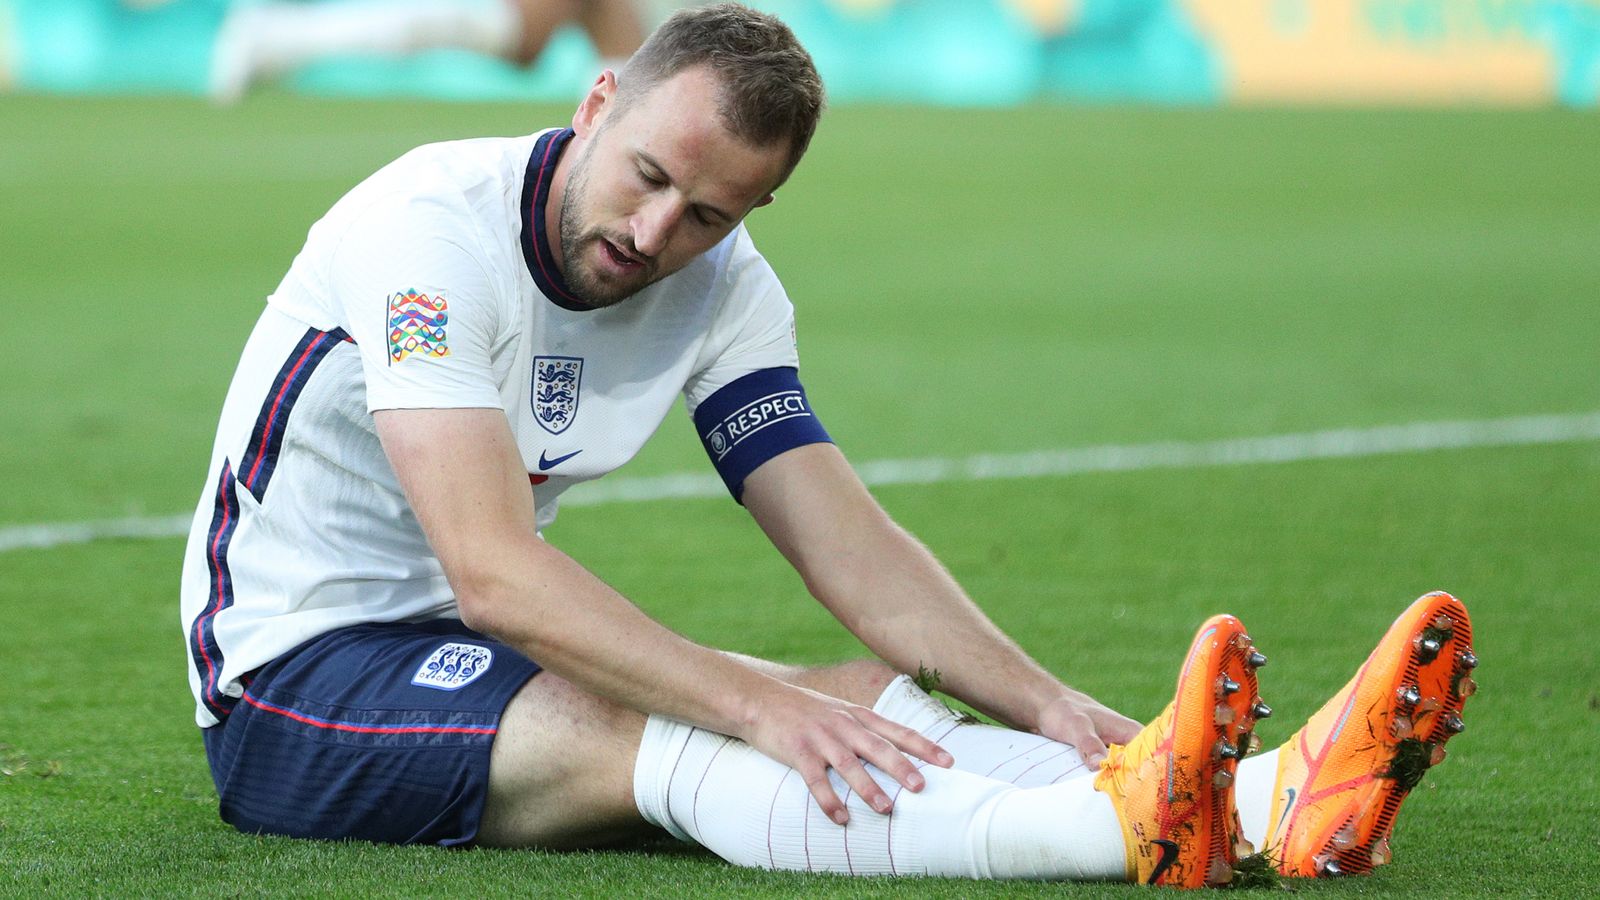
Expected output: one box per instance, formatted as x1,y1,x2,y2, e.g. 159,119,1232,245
4,0,1600,106
3,4,1598,893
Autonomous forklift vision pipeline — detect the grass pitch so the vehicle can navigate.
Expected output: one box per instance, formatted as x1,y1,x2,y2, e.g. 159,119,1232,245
2,94,1597,896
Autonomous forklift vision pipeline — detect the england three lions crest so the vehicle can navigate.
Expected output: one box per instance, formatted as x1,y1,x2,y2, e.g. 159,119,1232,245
532,356,583,434
411,642,493,691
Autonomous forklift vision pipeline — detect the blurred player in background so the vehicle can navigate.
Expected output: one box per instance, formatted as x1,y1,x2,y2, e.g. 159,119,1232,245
182,2,1476,886
208,0,644,102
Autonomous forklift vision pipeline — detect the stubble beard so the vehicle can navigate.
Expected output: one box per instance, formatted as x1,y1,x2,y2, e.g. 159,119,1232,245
557,148,652,310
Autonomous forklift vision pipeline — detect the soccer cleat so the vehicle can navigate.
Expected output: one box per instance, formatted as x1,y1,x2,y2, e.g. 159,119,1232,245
1094,615,1268,887
1263,591,1476,877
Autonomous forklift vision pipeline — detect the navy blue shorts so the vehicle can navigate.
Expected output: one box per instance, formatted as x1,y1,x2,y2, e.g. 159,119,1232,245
202,619,541,846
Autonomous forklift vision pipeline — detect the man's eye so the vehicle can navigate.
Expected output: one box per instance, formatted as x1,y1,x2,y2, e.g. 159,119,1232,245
639,170,665,186
693,209,714,227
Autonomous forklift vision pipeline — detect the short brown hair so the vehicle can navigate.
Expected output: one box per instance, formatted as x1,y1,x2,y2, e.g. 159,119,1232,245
617,3,825,186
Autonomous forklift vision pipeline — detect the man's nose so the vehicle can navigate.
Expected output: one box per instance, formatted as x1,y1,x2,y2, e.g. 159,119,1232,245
632,196,684,258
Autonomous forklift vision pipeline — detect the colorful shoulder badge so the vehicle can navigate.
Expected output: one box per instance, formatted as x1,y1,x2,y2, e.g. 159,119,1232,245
387,289,450,364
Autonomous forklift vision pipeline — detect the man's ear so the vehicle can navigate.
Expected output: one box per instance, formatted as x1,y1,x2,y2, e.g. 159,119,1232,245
753,193,776,209
572,69,620,138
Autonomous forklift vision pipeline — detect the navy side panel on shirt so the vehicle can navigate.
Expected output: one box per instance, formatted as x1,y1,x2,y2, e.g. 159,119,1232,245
192,460,244,722
693,366,832,502
189,325,352,721
237,325,353,503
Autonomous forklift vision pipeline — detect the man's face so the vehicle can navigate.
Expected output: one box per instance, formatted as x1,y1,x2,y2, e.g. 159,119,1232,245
558,66,790,308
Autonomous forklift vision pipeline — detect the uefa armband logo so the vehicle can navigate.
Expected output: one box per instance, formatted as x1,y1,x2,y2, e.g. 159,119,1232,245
387,289,450,365
411,642,493,691
702,390,811,461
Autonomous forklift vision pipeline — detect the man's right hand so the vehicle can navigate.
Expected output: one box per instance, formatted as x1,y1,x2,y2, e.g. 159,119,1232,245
739,685,954,825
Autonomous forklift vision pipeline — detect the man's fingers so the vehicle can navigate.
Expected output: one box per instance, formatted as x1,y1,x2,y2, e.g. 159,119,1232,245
799,764,850,826
1048,698,1118,765
1101,713,1142,745
1085,705,1143,748
1073,729,1110,768
768,697,956,823
830,754,893,815
1036,693,1146,767
855,709,953,771
850,730,928,798
888,726,953,772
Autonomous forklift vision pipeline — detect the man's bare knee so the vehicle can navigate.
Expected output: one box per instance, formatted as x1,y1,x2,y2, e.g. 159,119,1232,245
505,0,581,66
823,659,899,704
477,671,650,848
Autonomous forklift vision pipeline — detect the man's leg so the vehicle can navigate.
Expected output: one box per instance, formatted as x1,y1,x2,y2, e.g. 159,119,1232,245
627,710,1131,880
640,617,1259,884
210,0,524,102
475,655,899,848
477,654,1125,878
474,669,649,848
571,0,645,68
481,628,1255,883
502,0,583,67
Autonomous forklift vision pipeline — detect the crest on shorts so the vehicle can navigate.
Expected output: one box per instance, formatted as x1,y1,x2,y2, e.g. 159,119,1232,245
411,642,494,691
387,289,450,365
532,356,583,434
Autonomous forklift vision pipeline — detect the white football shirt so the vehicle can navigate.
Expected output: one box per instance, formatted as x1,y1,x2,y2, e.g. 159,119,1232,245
181,129,804,727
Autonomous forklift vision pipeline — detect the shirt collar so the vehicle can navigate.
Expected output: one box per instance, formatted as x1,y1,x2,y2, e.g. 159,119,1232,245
519,128,592,312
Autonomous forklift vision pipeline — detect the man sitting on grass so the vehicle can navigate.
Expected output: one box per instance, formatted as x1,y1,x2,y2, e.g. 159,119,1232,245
181,3,1475,885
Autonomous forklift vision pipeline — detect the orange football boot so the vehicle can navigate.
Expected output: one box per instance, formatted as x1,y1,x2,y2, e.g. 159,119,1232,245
1095,615,1270,887
1264,591,1477,877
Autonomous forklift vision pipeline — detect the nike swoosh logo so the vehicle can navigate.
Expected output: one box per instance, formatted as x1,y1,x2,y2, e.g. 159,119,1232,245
538,449,582,471
1275,787,1297,836
1147,839,1180,885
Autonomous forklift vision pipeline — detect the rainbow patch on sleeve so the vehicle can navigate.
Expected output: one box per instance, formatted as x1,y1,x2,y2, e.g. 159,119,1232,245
386,289,450,364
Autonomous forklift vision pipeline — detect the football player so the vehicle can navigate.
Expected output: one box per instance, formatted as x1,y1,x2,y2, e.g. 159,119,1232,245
182,3,1473,884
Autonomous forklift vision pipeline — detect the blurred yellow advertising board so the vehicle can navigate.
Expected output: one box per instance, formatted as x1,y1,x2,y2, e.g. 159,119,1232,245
1186,0,1587,105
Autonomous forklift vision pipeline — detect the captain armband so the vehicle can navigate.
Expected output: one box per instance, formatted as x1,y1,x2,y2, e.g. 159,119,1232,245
693,367,833,503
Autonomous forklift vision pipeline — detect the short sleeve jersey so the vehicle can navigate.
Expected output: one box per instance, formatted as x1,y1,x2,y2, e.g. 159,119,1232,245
180,129,820,727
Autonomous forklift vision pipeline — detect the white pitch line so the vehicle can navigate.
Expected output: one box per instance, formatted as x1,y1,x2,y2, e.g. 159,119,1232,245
3,410,1598,554
0,512,196,554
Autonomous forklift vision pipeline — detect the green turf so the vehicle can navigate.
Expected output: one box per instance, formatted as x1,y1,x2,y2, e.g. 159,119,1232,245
2,94,1598,896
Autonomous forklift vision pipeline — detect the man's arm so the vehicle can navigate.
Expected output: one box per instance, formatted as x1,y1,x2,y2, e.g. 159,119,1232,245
374,407,950,823
741,442,1141,765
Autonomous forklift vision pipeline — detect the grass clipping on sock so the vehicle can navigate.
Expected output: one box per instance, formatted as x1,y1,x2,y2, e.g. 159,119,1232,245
914,664,981,724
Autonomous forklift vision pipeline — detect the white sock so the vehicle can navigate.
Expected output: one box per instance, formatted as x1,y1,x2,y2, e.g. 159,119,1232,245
870,674,1090,787
632,715,1127,880
869,674,1283,859
1234,748,1280,851
240,0,519,80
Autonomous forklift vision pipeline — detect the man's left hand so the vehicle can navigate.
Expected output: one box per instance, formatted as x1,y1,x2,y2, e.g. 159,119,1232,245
1034,690,1142,768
